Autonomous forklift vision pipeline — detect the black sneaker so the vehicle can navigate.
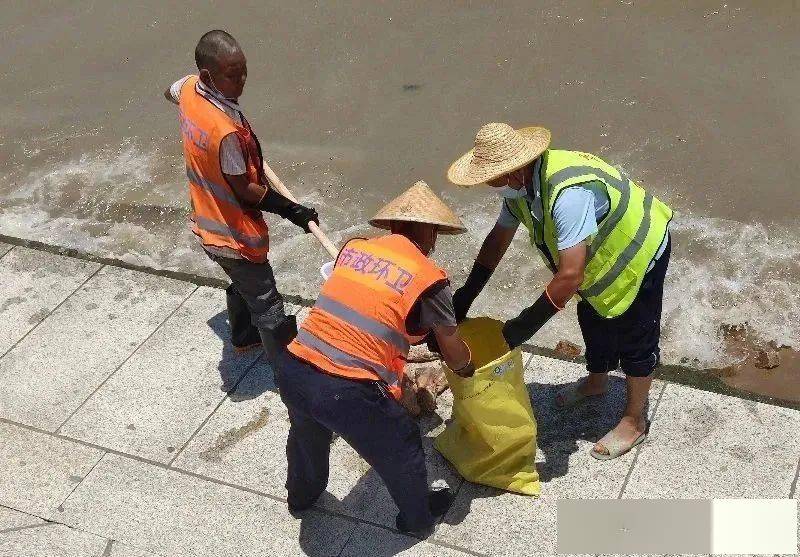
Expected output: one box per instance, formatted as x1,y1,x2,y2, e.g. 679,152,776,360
395,487,453,536
428,487,453,518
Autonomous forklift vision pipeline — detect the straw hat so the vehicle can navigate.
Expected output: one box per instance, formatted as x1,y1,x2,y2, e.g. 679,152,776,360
369,180,466,235
447,123,551,186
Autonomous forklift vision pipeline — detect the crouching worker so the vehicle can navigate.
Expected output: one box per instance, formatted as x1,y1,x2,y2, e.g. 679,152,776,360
277,181,474,535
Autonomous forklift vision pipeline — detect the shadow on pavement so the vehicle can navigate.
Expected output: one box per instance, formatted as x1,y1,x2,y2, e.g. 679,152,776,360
206,309,273,399
528,374,649,483
441,373,649,527
228,358,277,401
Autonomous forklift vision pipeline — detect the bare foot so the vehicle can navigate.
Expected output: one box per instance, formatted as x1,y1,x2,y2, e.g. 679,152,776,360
555,374,608,407
592,415,648,456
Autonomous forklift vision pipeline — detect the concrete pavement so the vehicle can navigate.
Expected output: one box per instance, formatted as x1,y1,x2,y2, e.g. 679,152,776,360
0,240,798,556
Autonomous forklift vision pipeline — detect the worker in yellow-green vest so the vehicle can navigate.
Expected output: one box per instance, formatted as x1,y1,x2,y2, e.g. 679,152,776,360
447,123,672,461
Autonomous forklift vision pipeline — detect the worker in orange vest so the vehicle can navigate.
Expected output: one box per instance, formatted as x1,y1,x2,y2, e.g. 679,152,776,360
164,30,318,359
278,181,475,536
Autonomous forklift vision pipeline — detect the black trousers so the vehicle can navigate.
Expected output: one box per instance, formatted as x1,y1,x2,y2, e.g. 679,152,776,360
206,251,290,360
274,352,434,531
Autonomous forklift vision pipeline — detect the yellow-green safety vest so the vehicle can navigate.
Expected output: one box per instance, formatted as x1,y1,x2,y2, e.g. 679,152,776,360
507,149,673,318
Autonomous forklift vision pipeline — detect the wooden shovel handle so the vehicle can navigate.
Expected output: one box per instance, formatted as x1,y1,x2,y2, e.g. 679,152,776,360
262,162,339,259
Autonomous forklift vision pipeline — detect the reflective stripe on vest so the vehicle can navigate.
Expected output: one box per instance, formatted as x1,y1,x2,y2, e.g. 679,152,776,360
187,166,241,208
582,193,653,298
315,294,411,355
509,150,672,318
287,234,447,399
295,329,399,387
194,216,269,249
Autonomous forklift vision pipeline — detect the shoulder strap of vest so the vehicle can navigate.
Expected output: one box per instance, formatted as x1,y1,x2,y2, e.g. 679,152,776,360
181,78,239,136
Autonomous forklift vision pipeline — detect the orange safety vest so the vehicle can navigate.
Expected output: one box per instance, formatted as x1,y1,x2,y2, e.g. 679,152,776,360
178,76,270,262
288,234,448,400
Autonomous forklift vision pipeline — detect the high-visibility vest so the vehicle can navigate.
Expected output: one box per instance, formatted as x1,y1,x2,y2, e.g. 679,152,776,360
507,149,673,318
288,234,448,400
178,76,270,262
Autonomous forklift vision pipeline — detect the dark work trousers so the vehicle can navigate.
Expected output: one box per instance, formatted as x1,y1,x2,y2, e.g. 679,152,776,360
205,251,289,362
226,284,261,347
274,351,434,531
577,237,671,377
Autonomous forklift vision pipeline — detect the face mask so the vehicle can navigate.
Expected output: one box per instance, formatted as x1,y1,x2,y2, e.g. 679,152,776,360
496,185,527,199
203,71,238,102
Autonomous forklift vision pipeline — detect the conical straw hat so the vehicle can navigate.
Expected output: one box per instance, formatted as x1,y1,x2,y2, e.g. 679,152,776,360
447,123,551,186
369,180,466,235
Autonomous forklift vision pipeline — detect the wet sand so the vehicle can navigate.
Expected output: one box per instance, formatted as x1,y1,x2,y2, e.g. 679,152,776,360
0,1,798,383
711,324,800,403
721,347,800,403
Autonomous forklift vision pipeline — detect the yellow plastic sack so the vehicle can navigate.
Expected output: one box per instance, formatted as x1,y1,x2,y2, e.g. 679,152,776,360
434,317,540,496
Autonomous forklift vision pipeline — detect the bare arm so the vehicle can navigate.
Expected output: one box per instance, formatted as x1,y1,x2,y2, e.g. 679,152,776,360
434,324,474,377
500,242,587,349
164,87,178,105
476,223,516,270
548,242,587,307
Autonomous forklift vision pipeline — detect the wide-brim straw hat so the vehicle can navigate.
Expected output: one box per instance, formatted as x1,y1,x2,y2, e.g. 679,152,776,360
447,123,551,186
369,180,466,235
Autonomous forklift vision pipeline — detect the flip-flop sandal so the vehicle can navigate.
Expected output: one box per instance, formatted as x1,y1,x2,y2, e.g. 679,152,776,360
555,382,605,409
590,421,651,461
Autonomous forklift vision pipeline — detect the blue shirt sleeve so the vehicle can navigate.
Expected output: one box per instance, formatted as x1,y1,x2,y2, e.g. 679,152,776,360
496,199,521,229
552,187,598,250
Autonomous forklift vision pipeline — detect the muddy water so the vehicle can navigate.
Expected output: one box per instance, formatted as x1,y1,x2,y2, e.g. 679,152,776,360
1,2,798,381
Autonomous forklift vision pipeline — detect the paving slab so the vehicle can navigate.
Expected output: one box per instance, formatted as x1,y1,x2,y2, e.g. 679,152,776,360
0,522,108,557
105,540,164,557
170,361,287,492
438,486,594,557
58,454,355,557
175,359,463,528
0,422,104,517
295,306,312,327
339,523,474,557
285,300,307,317
60,286,262,463
0,506,45,530
0,243,12,258
0,266,196,431
623,382,800,498
524,355,663,496
0,247,100,355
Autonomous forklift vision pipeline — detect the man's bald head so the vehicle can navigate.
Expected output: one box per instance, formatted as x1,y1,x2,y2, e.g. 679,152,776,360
195,30,242,71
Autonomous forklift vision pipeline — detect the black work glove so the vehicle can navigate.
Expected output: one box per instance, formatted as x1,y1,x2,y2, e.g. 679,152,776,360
280,204,319,233
255,188,319,233
452,261,494,322
501,291,560,349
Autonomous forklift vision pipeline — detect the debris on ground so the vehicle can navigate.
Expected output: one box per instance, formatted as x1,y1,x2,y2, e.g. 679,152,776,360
407,344,439,363
554,340,582,359
720,323,782,371
709,323,800,402
414,362,449,413
399,358,449,417
753,344,780,370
